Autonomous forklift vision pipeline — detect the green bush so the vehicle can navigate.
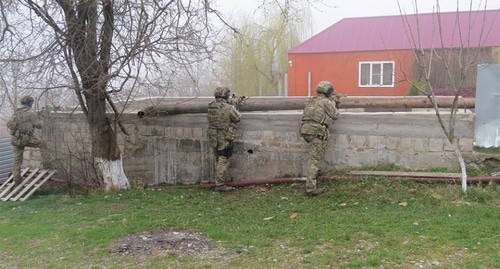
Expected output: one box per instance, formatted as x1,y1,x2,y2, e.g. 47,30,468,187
407,79,427,96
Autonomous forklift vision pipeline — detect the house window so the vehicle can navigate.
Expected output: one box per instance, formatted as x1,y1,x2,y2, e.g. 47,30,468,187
359,61,394,87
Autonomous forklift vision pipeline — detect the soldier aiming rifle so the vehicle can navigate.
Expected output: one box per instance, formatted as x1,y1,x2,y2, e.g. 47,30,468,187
299,81,341,196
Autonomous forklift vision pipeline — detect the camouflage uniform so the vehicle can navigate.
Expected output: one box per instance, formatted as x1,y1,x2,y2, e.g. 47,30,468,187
300,81,340,194
7,96,51,185
207,86,242,191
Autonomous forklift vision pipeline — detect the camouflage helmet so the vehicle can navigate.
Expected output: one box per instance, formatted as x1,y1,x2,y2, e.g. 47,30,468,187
214,86,231,99
316,81,334,97
20,95,34,107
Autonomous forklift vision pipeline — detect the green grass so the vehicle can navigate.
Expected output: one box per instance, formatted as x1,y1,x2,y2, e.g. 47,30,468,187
474,146,500,154
342,163,500,177
1,178,499,268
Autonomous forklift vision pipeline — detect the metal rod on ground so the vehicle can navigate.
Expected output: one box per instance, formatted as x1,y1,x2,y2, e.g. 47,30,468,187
199,174,500,188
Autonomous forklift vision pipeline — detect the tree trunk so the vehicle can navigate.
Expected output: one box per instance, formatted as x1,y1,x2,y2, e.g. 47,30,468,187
452,140,468,193
95,156,129,191
86,83,129,190
62,0,129,191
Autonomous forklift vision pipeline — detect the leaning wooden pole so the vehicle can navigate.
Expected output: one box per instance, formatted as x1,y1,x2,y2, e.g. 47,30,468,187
137,96,475,117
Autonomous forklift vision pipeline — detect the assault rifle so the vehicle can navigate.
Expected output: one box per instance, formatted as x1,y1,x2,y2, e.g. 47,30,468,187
229,93,248,110
329,93,347,109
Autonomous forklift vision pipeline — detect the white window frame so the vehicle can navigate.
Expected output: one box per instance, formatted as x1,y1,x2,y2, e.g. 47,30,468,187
358,61,395,87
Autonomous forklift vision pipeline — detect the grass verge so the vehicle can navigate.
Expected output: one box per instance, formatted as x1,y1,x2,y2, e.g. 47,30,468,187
0,177,499,268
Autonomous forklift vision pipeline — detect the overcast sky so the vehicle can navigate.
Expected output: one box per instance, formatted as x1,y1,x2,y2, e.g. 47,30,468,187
216,0,500,35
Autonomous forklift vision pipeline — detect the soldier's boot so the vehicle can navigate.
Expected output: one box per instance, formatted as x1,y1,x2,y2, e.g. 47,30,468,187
305,188,325,197
13,179,22,188
214,185,235,192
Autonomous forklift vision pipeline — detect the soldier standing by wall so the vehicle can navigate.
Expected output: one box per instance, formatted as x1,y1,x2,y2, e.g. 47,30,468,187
7,96,52,186
299,81,340,196
207,86,242,192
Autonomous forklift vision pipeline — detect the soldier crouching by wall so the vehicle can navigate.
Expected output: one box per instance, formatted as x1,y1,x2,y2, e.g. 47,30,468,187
207,86,242,192
7,95,53,186
299,81,340,196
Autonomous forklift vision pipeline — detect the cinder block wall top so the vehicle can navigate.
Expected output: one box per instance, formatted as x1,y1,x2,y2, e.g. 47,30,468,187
34,110,474,185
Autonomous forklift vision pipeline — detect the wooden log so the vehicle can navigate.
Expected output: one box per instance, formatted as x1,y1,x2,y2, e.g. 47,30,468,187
137,96,475,117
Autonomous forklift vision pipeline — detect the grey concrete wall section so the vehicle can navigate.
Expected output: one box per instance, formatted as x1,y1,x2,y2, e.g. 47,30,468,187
331,112,475,170
32,111,474,185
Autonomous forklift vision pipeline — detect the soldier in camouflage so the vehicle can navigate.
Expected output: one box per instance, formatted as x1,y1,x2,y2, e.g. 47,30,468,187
207,86,242,192
300,81,340,196
7,96,52,186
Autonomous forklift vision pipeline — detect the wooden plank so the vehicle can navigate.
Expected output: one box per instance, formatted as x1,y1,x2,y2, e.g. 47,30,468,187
10,170,48,201
19,170,56,201
0,181,14,199
0,176,13,197
348,170,462,178
1,168,39,201
0,176,12,191
0,167,29,195
0,168,30,199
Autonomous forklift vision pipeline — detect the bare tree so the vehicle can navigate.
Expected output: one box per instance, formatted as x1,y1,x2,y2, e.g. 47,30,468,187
216,0,314,96
0,0,229,190
398,0,495,193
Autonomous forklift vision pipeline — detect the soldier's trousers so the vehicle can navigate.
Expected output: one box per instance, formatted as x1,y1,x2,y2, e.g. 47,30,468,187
215,155,230,186
306,136,328,192
11,137,50,185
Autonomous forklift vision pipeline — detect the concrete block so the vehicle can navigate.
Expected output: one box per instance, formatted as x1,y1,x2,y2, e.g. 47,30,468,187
192,128,204,139
458,138,474,152
429,138,444,152
351,135,367,149
182,127,193,138
284,132,300,145
244,131,264,141
150,127,165,136
385,137,400,150
174,127,184,138
367,135,384,149
335,134,350,148
164,127,174,137
400,137,414,151
414,138,428,152
262,130,275,142
137,125,156,136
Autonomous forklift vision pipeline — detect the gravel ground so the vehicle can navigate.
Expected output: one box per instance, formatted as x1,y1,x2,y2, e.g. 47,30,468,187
110,229,223,258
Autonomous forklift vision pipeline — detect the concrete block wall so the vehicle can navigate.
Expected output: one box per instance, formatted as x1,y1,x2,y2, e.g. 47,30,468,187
27,110,475,185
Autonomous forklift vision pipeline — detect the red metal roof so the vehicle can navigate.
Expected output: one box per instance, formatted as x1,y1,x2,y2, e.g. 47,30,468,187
290,9,500,53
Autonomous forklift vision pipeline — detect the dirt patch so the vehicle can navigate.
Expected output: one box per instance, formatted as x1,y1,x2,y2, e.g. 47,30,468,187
110,229,222,258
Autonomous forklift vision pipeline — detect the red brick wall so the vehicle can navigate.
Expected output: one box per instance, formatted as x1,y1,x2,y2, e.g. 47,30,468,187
287,50,415,96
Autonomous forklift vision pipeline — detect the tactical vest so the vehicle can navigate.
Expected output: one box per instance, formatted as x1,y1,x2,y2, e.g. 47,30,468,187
207,100,236,149
302,96,329,126
300,96,329,139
